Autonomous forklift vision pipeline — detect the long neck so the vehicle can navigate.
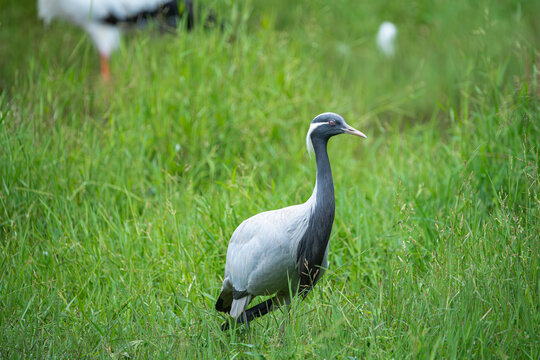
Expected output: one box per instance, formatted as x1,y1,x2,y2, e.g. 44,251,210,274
312,137,335,208
296,136,335,292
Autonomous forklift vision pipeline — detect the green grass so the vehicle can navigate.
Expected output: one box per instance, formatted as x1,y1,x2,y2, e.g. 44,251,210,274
1,0,539,358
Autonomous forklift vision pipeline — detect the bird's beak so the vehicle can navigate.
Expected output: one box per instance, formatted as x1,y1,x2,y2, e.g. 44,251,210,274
343,125,367,138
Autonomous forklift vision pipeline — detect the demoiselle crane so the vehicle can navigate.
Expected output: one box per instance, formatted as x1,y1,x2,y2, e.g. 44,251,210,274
216,112,366,330
37,0,194,80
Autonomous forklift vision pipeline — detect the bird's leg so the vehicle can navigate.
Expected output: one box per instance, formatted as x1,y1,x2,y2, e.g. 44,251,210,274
278,296,292,341
221,296,293,331
99,53,111,82
278,309,288,341
220,297,278,331
240,297,277,324
243,311,250,331
243,310,251,341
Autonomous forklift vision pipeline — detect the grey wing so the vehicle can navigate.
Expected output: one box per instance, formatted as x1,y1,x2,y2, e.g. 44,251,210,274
223,203,311,296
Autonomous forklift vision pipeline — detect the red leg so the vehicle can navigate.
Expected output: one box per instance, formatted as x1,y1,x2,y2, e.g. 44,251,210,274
99,53,111,82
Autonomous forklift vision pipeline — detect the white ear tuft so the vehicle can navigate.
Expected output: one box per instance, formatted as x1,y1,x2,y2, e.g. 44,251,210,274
306,131,314,157
305,122,325,157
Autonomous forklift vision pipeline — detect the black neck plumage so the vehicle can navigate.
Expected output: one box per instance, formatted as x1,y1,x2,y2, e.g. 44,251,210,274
296,136,335,294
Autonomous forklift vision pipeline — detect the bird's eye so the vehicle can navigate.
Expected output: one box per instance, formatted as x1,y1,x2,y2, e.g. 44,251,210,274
329,120,336,126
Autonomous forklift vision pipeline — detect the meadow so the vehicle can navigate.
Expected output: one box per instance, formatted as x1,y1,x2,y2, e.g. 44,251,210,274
1,0,539,358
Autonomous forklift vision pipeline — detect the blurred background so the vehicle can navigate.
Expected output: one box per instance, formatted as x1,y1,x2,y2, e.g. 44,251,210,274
0,0,538,358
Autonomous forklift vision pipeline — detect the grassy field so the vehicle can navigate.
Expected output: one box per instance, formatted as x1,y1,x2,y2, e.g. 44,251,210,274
1,0,539,358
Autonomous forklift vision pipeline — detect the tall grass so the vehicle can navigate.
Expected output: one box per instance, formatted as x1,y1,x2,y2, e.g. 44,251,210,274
1,0,538,358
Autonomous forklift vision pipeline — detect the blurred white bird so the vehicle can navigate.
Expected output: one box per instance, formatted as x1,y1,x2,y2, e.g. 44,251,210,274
38,0,194,80
376,21,397,57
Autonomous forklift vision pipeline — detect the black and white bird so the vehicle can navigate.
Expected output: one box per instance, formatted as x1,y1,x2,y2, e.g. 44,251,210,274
216,112,366,330
37,0,194,80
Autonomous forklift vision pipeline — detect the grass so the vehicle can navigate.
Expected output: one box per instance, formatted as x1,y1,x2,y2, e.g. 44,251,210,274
1,0,539,358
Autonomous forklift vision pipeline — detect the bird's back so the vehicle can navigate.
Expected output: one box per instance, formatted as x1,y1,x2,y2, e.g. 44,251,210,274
223,200,315,296
38,0,177,24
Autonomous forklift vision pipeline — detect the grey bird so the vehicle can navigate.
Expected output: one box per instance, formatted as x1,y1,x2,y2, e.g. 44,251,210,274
215,112,366,330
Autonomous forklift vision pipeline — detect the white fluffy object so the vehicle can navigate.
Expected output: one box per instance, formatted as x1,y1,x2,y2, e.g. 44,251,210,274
376,21,397,57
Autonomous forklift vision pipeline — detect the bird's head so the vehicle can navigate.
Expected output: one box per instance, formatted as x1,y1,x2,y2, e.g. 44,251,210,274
306,112,366,154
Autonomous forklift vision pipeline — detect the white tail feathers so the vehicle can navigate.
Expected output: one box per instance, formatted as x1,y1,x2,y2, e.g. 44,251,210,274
229,295,252,319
